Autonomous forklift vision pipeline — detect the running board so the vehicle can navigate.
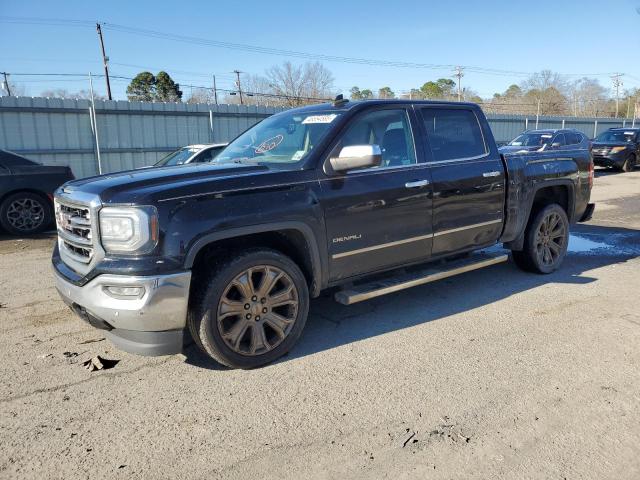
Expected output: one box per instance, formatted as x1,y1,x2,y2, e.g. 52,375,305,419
334,251,509,305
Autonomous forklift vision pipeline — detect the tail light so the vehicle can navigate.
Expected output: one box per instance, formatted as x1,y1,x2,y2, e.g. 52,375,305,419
588,160,594,189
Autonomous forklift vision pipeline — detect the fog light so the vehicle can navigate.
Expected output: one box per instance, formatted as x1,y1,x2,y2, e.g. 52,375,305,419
104,285,144,298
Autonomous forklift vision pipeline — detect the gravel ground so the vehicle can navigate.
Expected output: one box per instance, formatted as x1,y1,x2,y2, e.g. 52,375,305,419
1,169,640,479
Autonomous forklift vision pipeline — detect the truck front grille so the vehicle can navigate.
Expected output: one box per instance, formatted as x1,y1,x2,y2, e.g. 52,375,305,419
55,200,94,263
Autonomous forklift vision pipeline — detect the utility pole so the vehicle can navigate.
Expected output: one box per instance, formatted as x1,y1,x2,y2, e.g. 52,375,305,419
611,73,623,118
212,75,218,105
1,72,11,96
233,70,244,105
96,23,112,100
453,66,464,101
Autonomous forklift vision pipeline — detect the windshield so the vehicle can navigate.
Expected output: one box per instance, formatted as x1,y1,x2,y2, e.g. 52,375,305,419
595,131,636,143
155,147,199,167
509,133,554,147
214,110,342,168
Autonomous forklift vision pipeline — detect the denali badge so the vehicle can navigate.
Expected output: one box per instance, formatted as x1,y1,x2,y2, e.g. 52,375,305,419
332,234,362,243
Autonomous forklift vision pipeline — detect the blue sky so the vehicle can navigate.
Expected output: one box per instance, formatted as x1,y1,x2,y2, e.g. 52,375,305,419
1,0,639,100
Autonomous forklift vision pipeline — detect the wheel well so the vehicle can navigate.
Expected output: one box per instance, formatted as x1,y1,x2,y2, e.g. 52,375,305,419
190,229,316,293
530,185,570,218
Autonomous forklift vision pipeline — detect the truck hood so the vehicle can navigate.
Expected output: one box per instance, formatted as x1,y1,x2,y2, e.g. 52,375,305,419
62,162,271,204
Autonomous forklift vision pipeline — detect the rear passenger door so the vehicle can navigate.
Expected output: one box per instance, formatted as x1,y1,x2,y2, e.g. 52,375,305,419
418,106,505,257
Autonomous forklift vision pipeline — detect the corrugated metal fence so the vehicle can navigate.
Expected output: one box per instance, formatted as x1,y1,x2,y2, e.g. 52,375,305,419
0,96,637,178
486,113,636,146
0,96,285,178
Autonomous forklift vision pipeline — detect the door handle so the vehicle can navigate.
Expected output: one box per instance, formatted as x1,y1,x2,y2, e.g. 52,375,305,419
405,180,430,188
482,171,501,178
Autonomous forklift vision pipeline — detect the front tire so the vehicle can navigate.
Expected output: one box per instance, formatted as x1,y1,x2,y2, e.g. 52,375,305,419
0,191,52,235
620,154,635,172
511,204,569,274
188,248,309,369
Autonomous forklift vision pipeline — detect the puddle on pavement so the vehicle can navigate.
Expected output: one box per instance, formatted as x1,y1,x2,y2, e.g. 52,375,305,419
568,235,612,254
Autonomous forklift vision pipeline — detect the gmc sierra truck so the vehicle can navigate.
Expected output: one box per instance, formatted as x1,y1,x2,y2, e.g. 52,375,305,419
52,98,595,368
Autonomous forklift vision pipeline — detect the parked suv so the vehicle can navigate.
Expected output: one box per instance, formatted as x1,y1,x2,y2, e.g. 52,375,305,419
499,129,590,154
592,128,639,172
52,99,594,368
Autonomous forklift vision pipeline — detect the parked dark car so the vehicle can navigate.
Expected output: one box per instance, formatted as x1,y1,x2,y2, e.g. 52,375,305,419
499,129,591,154
592,128,639,172
0,149,74,235
53,99,594,368
153,143,228,167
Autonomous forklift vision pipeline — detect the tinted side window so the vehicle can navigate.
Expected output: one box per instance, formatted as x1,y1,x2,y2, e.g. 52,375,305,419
566,132,579,145
553,133,566,146
195,149,215,163
420,108,487,161
339,109,417,168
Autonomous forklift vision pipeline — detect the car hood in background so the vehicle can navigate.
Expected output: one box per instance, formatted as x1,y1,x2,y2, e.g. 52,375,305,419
498,145,541,154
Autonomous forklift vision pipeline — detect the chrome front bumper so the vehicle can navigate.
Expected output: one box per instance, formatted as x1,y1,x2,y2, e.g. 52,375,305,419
54,268,192,356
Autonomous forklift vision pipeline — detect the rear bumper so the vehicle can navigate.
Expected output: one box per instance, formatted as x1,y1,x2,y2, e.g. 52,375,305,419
54,267,191,356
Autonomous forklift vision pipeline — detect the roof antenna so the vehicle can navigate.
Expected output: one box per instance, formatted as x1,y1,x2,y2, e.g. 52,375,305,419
333,94,348,107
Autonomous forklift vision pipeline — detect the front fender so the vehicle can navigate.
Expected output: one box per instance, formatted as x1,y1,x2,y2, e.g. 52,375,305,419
183,221,325,297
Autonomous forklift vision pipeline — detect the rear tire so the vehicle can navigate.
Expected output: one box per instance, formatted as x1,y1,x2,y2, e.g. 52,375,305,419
511,203,569,274
0,191,52,236
188,248,309,369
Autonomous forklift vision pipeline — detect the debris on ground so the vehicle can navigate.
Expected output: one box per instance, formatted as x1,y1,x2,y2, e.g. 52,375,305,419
63,351,79,358
82,356,120,372
78,338,105,345
0,302,6,308
402,429,417,448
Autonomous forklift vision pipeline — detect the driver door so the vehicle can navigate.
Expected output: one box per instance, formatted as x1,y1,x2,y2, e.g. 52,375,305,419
320,106,433,282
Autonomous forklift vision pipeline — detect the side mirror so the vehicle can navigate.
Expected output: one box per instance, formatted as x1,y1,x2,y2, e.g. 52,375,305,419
329,145,382,172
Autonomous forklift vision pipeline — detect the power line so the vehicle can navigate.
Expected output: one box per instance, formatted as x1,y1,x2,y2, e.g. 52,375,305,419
0,16,622,79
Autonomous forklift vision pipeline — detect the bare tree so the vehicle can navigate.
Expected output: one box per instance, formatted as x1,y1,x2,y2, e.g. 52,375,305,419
1,79,26,97
41,89,106,100
266,61,335,106
569,78,608,117
186,87,214,104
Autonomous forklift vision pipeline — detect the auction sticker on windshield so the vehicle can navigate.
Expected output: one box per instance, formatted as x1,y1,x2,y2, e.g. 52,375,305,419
255,134,284,154
302,114,338,124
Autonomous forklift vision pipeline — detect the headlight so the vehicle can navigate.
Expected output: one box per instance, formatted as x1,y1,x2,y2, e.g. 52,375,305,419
99,206,158,254
610,146,627,154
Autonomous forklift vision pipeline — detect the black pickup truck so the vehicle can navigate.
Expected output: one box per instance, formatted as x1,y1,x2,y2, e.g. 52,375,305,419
52,99,594,368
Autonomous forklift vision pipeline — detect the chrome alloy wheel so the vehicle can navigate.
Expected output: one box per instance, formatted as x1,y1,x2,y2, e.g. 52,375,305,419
216,265,299,356
535,211,567,267
6,197,45,232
